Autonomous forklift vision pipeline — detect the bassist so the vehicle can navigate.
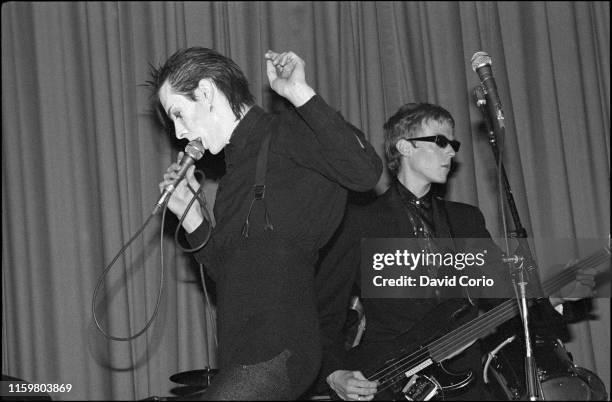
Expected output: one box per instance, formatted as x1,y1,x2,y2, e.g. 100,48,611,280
314,103,596,401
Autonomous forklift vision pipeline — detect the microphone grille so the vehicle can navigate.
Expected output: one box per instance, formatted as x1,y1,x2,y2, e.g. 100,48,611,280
185,139,206,160
471,51,492,72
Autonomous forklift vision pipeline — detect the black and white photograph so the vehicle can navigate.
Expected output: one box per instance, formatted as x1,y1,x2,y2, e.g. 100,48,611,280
2,1,610,400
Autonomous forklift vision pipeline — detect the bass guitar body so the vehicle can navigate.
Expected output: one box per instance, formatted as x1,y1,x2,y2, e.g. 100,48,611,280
345,299,478,400
340,246,610,401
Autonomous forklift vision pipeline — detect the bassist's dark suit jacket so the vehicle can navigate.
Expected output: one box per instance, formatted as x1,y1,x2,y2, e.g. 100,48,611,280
315,181,510,400
315,181,593,400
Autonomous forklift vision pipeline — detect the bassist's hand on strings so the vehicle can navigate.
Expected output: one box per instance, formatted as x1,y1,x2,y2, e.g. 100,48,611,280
549,262,597,307
327,370,378,401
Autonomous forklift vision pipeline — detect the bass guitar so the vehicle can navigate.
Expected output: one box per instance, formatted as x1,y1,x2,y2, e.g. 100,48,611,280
344,246,610,400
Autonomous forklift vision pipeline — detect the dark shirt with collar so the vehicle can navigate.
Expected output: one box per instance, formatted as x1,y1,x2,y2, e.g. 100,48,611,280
185,95,382,394
395,179,435,237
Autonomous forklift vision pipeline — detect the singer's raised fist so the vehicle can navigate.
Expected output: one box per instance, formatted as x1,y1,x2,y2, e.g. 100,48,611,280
264,50,315,107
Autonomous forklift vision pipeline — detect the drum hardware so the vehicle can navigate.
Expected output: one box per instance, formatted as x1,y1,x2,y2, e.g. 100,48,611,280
169,367,218,387
140,369,217,401
140,391,206,401
483,336,608,400
169,385,208,397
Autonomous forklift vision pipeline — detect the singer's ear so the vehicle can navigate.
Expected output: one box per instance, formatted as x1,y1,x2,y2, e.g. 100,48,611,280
195,78,215,104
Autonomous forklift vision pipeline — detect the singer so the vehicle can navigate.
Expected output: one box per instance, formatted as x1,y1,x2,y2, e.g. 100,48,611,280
148,47,382,399
314,103,597,401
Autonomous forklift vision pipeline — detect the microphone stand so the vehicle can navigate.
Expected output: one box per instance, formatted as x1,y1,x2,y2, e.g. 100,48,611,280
474,86,541,400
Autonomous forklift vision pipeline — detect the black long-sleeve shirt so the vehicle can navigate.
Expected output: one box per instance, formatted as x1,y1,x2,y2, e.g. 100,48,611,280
186,95,382,383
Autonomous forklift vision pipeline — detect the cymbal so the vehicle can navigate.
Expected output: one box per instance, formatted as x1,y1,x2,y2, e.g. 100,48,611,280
169,368,219,386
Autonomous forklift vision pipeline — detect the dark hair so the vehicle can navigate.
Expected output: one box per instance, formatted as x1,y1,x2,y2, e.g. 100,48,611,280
147,47,255,121
383,102,455,175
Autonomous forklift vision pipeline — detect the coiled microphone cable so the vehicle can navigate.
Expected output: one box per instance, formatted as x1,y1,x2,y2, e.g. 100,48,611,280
92,141,211,341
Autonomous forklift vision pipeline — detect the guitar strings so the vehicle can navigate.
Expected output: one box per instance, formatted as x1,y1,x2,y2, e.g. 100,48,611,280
541,250,609,294
374,250,608,392
373,250,609,394
388,249,608,367
369,249,609,396
371,301,518,394
370,297,516,392
429,249,609,364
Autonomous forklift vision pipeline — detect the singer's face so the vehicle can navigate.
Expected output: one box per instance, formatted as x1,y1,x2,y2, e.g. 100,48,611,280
159,81,228,154
402,119,456,187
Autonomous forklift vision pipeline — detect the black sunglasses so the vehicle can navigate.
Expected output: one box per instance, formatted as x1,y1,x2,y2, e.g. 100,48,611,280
408,135,460,152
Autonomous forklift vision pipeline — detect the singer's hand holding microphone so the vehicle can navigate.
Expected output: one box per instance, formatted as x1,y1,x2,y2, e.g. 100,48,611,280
156,140,206,233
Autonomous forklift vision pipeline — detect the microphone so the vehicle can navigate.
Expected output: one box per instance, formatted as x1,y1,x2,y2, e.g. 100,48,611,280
473,84,486,107
471,51,505,130
473,85,496,138
152,139,206,215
